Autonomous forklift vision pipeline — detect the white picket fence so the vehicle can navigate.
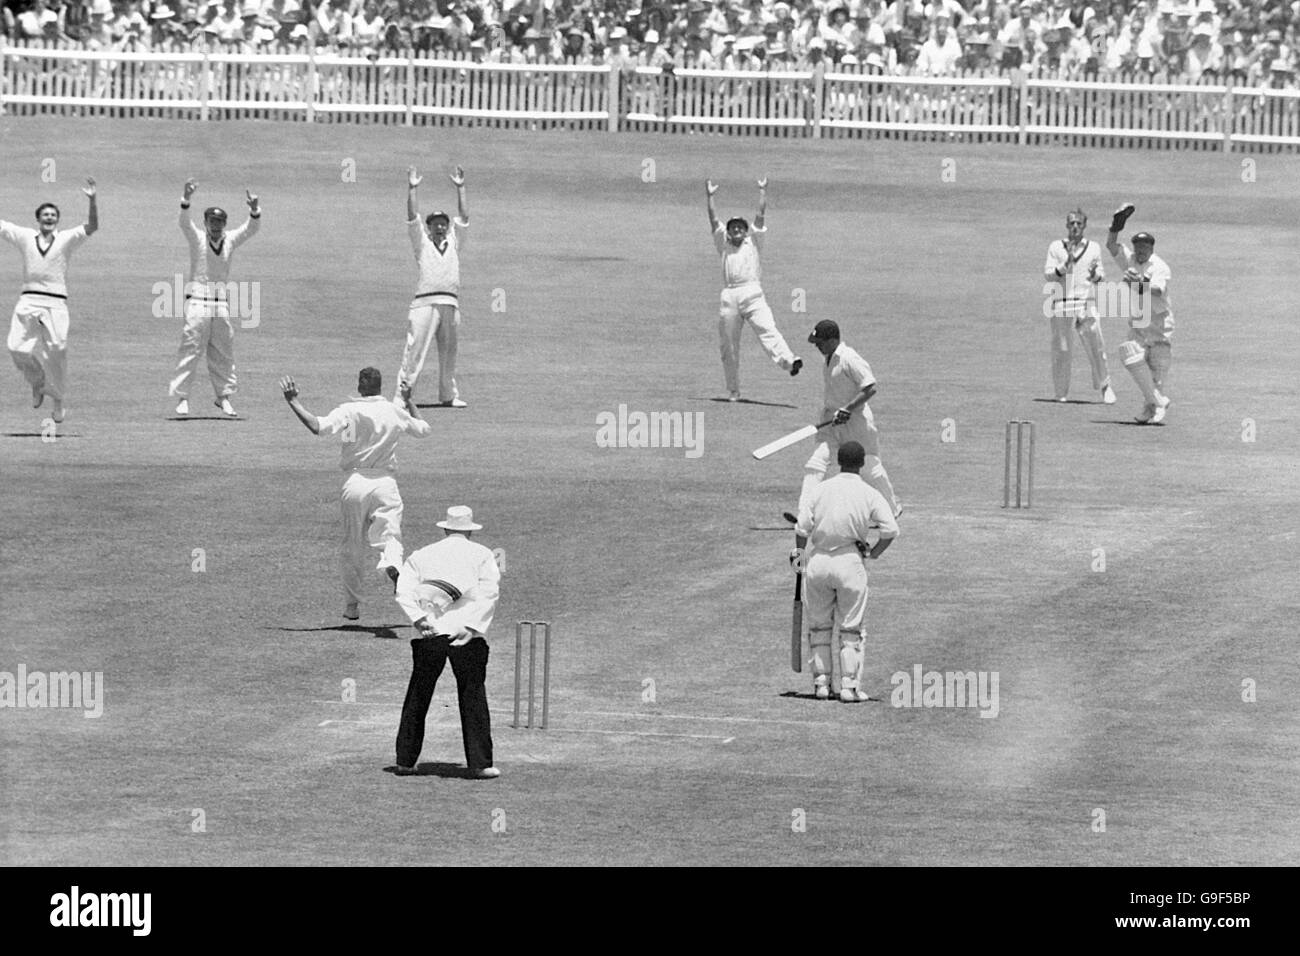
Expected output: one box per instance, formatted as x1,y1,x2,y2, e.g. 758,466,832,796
4,39,1300,150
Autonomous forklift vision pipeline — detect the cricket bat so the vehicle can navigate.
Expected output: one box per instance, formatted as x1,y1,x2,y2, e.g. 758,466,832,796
791,562,803,673
753,419,835,460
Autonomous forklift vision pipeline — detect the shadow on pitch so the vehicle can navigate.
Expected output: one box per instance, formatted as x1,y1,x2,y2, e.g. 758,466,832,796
1031,397,1096,405
168,415,240,422
383,762,477,778
2,431,81,438
697,396,798,409
270,624,403,640
780,691,881,703
1091,419,1164,427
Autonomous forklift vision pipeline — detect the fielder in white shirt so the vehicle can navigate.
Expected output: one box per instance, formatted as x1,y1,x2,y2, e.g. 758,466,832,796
705,178,802,402
794,441,899,702
1,179,98,424
170,178,260,418
399,165,469,408
392,505,502,778
1043,207,1115,404
1105,204,1174,425
279,367,432,620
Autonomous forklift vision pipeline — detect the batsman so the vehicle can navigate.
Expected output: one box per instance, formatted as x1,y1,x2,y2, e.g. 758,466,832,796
793,442,898,702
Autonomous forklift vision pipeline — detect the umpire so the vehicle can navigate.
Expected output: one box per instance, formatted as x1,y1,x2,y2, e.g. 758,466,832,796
392,506,502,779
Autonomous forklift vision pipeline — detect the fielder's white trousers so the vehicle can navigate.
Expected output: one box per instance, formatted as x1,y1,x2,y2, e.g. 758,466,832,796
398,299,459,403
1050,308,1110,398
339,470,405,605
169,298,237,399
717,282,795,394
8,293,69,402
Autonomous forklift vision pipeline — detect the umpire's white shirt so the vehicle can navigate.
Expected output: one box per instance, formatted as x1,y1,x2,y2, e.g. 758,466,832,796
317,395,431,473
396,534,501,637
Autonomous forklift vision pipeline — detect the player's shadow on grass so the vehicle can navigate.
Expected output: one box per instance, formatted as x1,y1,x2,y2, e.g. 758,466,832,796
698,396,798,409
383,762,477,778
1093,419,1163,427
168,415,240,422
780,691,880,703
270,624,403,640
2,431,81,438
1032,397,1096,405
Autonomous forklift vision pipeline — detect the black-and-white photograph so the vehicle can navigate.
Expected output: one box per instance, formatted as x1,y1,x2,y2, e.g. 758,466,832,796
1,0,1293,902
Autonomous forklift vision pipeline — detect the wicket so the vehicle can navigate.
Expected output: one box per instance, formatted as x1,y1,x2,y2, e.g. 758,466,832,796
512,621,552,729
1003,420,1036,509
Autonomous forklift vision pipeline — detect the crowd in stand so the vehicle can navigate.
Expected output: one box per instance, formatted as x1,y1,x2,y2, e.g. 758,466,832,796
3,0,1299,82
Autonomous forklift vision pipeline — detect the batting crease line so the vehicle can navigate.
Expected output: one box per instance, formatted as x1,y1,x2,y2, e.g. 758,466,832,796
318,719,734,742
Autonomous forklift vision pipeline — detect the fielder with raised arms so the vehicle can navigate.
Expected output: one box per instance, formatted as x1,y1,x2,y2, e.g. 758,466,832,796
398,165,469,409
279,368,431,621
2,178,98,424
1106,204,1174,425
1044,207,1116,404
170,178,260,418
705,177,802,401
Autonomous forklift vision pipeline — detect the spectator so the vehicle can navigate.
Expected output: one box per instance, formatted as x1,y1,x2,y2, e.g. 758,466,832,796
916,11,963,73
352,0,386,46
16,0,61,39
1184,20,1222,77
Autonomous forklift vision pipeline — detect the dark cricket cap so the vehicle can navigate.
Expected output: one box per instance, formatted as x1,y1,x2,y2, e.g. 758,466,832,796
1131,231,1156,245
837,441,866,469
808,319,841,343
203,206,228,221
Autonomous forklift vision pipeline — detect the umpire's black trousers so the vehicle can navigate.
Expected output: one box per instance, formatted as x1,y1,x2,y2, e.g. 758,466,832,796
396,635,493,771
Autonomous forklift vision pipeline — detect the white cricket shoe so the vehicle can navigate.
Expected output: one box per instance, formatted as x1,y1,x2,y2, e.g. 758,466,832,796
1055,396,1068,403
469,767,501,779
1135,402,1156,424
441,398,468,408
1101,384,1117,404
1152,395,1171,424
343,602,360,621
841,687,870,703
727,391,740,403
51,399,65,424
814,676,830,700
215,398,237,417
175,399,189,416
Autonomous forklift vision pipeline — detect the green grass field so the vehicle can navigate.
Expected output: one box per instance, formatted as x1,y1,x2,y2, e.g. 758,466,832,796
2,116,1297,866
